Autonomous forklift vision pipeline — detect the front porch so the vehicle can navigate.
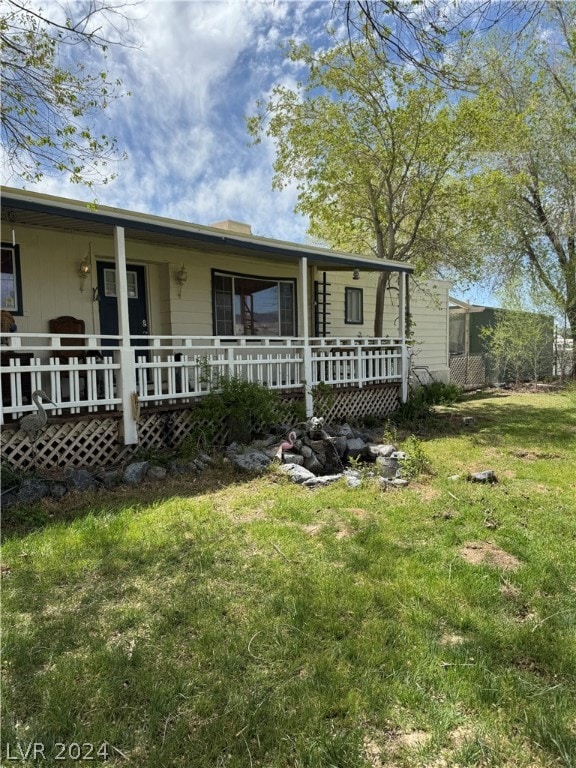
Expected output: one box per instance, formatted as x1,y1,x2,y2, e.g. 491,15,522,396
1,332,407,471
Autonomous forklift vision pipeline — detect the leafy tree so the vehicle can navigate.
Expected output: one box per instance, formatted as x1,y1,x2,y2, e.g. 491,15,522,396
481,310,554,385
479,281,554,383
461,17,576,376
340,0,547,86
1,0,135,186
248,37,479,335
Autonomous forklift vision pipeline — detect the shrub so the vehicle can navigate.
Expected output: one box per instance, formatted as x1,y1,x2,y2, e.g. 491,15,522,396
195,375,282,445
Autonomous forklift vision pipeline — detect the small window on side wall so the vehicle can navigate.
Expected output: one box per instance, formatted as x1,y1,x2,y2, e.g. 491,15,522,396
345,287,363,325
1,243,23,315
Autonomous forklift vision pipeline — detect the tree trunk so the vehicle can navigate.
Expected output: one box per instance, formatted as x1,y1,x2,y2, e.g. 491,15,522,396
568,307,576,379
374,272,390,337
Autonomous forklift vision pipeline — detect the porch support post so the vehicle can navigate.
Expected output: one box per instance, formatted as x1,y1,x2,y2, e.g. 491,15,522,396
114,225,139,444
299,256,314,417
398,270,409,403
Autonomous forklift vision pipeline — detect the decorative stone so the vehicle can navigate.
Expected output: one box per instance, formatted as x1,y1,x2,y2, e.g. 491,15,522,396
390,478,410,487
50,482,68,499
346,437,368,459
468,470,498,484
100,470,123,488
1,491,18,510
123,461,150,485
334,423,354,438
333,436,348,458
303,453,325,475
282,452,304,466
346,474,362,488
17,479,49,505
376,456,400,478
280,463,316,484
368,444,397,458
65,468,98,491
299,445,313,458
230,450,271,473
303,473,343,487
148,465,167,480
168,463,188,476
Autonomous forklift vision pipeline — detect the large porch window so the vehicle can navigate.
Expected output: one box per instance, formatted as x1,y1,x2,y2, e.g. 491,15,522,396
212,271,296,336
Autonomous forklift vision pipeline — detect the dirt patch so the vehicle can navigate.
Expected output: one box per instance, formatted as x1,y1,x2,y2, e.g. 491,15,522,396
459,541,522,570
334,525,353,539
362,730,431,768
362,736,384,768
303,524,322,536
449,725,474,748
511,450,562,460
345,507,370,519
302,522,352,539
395,730,431,748
439,632,465,647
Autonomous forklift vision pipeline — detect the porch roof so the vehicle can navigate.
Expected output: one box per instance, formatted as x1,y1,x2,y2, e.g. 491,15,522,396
1,187,413,274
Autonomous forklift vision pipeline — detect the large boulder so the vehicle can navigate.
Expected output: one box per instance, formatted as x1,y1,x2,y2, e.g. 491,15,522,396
280,463,317,484
346,437,368,459
123,461,150,485
230,449,271,473
17,479,49,505
65,468,98,491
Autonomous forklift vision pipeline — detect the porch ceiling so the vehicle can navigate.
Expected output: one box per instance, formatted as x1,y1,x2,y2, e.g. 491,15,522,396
1,188,413,274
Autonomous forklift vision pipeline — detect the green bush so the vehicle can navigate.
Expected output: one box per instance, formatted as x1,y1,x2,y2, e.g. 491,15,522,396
400,435,433,479
390,381,462,429
195,375,282,445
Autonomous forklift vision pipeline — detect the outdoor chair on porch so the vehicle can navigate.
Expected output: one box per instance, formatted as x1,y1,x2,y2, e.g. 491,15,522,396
49,315,88,399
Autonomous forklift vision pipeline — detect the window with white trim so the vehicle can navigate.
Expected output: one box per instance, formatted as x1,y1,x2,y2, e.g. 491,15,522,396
345,287,363,324
213,271,296,336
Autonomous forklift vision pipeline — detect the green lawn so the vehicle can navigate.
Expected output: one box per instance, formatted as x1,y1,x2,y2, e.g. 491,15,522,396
2,388,576,767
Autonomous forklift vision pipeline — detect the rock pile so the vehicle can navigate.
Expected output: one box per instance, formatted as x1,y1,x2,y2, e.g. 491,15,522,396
226,416,410,489
2,418,416,507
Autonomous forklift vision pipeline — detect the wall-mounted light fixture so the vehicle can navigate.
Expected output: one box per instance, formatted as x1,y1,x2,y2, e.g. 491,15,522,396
352,269,360,281
175,265,188,298
78,243,93,292
78,260,91,291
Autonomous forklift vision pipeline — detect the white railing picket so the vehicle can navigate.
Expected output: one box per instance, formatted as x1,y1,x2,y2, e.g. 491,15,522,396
0,333,404,420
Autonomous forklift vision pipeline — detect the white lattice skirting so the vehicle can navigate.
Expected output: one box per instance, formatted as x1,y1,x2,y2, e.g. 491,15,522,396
1,384,400,473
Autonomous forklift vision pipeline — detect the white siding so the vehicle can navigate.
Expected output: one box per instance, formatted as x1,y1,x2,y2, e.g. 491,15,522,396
322,269,450,382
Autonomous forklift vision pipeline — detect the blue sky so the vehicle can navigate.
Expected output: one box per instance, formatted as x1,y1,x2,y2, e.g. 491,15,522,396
5,0,493,304
13,0,336,242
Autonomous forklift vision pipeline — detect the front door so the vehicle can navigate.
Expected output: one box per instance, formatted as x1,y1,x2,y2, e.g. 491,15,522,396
96,262,149,346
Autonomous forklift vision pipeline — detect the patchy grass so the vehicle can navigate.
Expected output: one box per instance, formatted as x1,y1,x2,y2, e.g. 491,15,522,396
1,389,576,767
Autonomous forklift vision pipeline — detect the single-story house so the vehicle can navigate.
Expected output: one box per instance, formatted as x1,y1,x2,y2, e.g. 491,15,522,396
1,187,448,470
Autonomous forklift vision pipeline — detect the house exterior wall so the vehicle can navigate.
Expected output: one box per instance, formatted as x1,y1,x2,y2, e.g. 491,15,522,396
11,223,448,380
171,251,301,336
11,225,304,338
323,271,450,383
408,280,451,383
11,225,170,338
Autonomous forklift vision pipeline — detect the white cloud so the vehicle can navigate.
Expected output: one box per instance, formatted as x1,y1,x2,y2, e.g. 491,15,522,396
8,0,330,244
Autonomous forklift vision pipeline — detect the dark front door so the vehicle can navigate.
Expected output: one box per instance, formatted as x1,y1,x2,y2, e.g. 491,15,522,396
97,262,149,347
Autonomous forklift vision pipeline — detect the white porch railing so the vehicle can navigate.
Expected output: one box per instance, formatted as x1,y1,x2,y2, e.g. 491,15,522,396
0,333,404,424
